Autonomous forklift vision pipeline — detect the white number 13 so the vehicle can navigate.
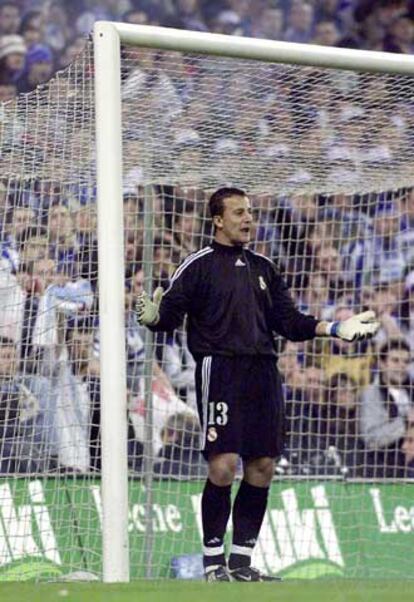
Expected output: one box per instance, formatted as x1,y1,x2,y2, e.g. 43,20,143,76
208,401,229,426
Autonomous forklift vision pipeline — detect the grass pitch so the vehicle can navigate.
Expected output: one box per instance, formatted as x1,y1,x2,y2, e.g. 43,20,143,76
1,580,414,602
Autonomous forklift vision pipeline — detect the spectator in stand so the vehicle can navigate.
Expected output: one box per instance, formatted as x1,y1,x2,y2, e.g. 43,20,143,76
47,201,79,275
284,1,314,43
297,271,334,321
278,339,306,401
289,371,364,477
0,253,25,343
19,17,44,48
0,34,26,84
43,1,73,53
124,230,143,279
324,191,372,240
57,34,87,69
369,201,408,290
18,228,49,266
1,205,37,272
73,203,99,291
358,1,409,50
209,9,245,36
123,6,151,26
0,335,58,474
165,0,208,31
74,0,116,36
313,0,347,30
319,372,364,477
27,255,93,370
343,199,407,293
362,282,405,350
285,362,326,473
0,1,21,36
18,9,45,48
313,243,349,304
16,259,43,369
359,338,414,478
17,42,55,93
42,320,92,474
123,268,150,394
250,6,284,40
1,0,414,99
383,14,414,54
398,187,414,269
154,411,207,478
123,192,143,242
152,237,178,288
312,20,341,46
65,323,100,472
274,193,319,289
128,379,199,463
171,199,202,261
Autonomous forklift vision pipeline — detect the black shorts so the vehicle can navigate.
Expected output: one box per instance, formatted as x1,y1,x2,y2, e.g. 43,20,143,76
195,355,285,460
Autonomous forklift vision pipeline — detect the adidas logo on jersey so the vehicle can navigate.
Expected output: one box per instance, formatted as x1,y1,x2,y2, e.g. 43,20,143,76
235,258,246,267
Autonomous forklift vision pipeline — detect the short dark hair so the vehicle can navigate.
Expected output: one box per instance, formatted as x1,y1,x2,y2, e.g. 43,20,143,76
379,338,411,362
208,187,246,219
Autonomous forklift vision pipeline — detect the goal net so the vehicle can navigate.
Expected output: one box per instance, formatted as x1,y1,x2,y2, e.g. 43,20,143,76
1,25,414,581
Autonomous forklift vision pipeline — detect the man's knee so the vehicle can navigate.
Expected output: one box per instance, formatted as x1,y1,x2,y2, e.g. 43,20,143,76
244,457,275,487
208,453,238,486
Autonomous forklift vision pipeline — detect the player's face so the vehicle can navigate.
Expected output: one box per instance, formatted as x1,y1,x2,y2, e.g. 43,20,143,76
214,195,253,246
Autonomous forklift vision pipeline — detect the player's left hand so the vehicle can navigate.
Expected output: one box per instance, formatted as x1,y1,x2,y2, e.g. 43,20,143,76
135,287,163,326
331,310,380,342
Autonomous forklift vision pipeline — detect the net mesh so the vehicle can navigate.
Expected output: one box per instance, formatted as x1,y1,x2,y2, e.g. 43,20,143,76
0,38,414,580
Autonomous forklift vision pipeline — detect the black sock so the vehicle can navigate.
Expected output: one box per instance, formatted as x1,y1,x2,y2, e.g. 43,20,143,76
228,480,269,570
201,478,232,569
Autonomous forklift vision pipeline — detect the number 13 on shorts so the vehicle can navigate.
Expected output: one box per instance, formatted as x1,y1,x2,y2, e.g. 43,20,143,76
208,401,229,425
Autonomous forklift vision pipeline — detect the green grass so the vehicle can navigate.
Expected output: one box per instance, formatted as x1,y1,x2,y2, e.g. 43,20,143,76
1,580,414,602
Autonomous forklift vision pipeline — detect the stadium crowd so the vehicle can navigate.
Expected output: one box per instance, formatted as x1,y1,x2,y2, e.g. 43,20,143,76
1,0,414,481
2,181,414,480
2,1,414,97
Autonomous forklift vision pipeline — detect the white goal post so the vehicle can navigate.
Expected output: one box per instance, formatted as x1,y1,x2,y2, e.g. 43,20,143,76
93,22,414,583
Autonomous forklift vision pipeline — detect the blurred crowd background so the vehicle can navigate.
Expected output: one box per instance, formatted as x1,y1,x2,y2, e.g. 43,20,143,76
2,0,414,97
1,0,414,482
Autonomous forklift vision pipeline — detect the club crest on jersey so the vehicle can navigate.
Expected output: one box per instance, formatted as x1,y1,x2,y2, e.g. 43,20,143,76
207,427,218,442
259,276,267,290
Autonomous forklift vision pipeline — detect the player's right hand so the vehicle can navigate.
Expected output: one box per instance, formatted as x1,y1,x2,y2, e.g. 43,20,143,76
135,287,163,326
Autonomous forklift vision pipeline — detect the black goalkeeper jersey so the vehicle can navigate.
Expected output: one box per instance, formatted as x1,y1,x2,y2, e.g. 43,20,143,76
150,240,319,358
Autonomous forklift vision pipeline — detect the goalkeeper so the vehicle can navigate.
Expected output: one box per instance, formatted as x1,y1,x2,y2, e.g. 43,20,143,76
136,187,379,582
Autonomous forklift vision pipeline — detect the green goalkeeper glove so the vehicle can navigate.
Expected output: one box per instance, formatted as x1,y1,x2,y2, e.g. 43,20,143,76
135,287,164,326
327,310,380,342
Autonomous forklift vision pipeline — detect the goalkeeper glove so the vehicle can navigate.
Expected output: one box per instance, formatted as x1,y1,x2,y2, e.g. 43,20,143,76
135,287,164,326
327,310,380,342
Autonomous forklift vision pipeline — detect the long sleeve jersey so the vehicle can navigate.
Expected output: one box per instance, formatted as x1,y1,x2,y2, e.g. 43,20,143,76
150,241,319,358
